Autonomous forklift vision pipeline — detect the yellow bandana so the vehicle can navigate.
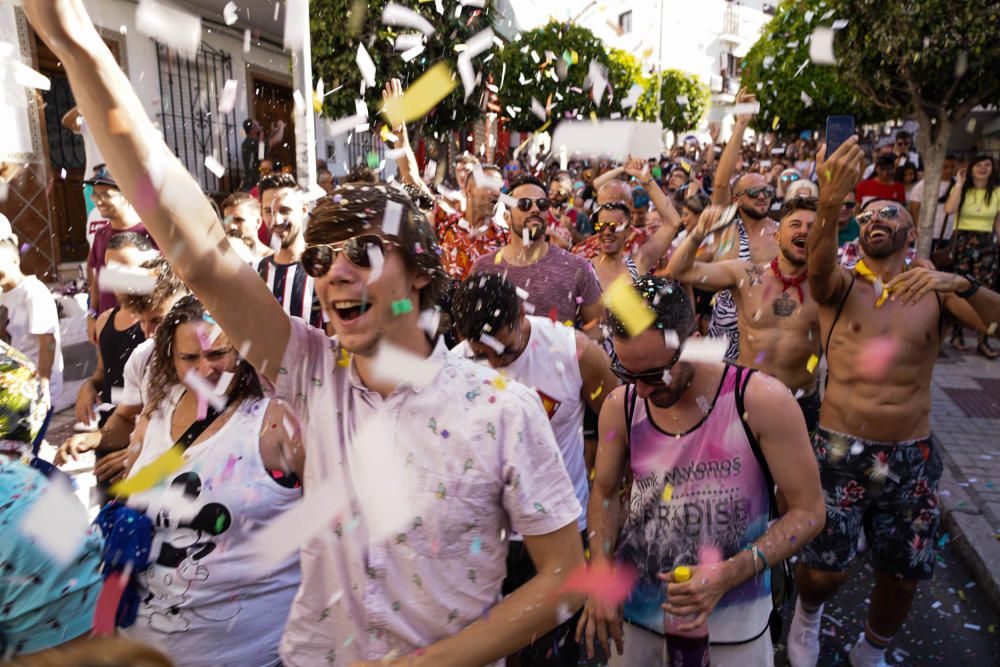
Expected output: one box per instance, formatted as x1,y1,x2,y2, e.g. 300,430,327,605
854,259,890,307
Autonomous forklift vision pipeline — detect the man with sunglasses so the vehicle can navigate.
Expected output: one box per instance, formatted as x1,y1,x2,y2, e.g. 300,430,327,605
666,197,823,432
473,175,604,331
27,4,589,665
451,273,618,666
789,138,1000,667
576,275,824,666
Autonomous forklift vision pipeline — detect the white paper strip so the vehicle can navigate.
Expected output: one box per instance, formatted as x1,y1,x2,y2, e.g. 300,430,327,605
382,3,435,36
356,44,377,88
136,0,202,59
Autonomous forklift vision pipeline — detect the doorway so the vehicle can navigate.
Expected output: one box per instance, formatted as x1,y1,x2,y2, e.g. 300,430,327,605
249,74,296,174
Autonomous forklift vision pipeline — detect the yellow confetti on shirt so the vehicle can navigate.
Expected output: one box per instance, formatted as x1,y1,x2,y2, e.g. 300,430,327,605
806,354,819,373
662,484,674,502
382,61,458,127
602,275,655,337
337,348,350,367
492,375,507,390
110,445,184,497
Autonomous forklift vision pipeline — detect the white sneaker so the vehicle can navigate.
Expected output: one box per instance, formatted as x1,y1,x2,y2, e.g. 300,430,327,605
849,634,890,667
786,600,822,667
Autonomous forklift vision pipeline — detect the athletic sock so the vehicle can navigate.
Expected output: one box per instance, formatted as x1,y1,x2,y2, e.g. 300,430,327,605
796,597,824,623
851,628,889,667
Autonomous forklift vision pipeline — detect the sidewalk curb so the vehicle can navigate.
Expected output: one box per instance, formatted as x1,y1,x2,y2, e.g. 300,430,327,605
935,434,1000,615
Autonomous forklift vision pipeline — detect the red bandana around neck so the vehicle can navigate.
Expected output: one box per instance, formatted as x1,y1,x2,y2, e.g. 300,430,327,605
770,258,807,302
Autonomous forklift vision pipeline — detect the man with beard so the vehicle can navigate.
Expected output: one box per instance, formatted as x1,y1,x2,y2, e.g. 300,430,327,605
666,197,822,431
705,92,780,361
473,176,603,332
787,138,1000,667
576,276,824,666
254,184,326,329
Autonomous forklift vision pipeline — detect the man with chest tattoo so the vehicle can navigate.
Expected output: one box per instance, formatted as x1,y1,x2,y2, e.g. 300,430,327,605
787,137,1000,667
666,196,822,431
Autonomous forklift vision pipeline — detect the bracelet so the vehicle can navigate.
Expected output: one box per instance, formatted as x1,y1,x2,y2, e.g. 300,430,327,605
742,544,760,575
754,545,771,571
956,273,980,299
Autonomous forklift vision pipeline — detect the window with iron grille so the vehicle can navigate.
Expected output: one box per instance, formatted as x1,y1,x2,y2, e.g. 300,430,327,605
155,42,241,194
618,11,633,34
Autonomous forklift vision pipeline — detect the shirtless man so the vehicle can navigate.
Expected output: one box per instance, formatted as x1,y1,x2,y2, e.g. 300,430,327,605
787,137,1000,667
666,197,821,430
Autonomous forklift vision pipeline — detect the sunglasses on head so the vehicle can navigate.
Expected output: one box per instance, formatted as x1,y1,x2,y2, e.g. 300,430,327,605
780,173,801,182
736,186,775,199
301,234,397,278
856,205,900,226
610,348,683,386
515,197,551,212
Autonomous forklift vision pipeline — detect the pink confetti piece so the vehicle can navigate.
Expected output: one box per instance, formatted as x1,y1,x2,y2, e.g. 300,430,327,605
220,454,239,482
856,336,896,383
92,566,131,637
560,561,637,606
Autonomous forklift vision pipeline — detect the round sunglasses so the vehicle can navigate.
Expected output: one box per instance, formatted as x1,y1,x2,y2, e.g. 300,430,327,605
301,234,398,278
856,205,900,226
515,197,552,212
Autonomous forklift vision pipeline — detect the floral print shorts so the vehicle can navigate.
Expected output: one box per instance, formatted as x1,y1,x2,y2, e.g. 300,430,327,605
800,428,942,580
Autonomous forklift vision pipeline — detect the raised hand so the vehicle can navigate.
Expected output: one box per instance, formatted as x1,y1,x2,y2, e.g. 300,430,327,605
381,78,406,134
623,156,651,182
734,88,758,125
815,136,864,209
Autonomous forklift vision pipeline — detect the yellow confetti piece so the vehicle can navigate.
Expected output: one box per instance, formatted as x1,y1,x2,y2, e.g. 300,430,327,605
494,250,505,264
110,445,184,497
379,123,391,141
602,275,655,337
571,50,578,64
312,90,323,114
662,484,673,502
988,322,998,336
584,547,591,560
806,354,819,373
337,348,350,367
958,590,967,601
563,320,574,328
492,375,507,390
382,61,458,127
772,116,781,130
589,385,603,401
641,47,654,59
589,467,596,482
589,110,598,122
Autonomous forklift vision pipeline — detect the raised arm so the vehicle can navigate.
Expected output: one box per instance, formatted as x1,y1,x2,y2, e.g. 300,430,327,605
591,166,625,191
25,0,289,382
808,137,863,306
382,79,433,198
943,168,965,215
711,89,755,206
624,157,682,274
664,205,743,291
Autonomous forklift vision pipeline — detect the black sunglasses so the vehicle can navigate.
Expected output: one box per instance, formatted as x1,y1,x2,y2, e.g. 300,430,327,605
736,186,775,199
610,347,683,386
301,234,397,278
515,197,551,212
856,205,900,226
842,201,856,209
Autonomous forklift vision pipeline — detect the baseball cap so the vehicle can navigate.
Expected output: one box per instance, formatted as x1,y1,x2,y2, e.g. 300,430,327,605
84,166,118,188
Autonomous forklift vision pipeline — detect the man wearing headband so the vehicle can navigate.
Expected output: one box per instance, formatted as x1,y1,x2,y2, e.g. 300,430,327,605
788,138,1000,667
666,197,823,432
0,340,105,657
26,7,587,666
577,276,823,666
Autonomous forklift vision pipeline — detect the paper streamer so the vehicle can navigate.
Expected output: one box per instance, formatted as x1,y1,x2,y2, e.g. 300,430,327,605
136,0,202,59
677,337,728,363
382,2,435,36
356,44,377,88
110,445,185,497
602,275,655,337
99,266,157,295
382,62,457,127
382,200,403,236
92,567,131,637
218,79,238,114
223,1,238,25
552,120,663,161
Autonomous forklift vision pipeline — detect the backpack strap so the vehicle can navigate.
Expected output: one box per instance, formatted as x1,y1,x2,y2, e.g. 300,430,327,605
733,365,776,514
623,383,638,447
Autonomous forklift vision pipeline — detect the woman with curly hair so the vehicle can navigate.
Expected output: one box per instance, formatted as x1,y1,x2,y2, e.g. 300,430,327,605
945,155,1000,357
119,295,303,666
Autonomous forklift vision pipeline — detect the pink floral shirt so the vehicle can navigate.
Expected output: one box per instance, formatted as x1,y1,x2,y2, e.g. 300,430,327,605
275,319,581,666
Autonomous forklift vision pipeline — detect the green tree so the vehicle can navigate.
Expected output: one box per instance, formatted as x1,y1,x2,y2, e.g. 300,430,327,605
606,48,646,119
636,69,710,138
309,0,497,138
495,21,642,132
739,0,890,133
835,0,1000,257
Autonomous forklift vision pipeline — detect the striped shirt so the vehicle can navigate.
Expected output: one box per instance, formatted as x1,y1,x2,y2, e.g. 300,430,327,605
254,256,326,329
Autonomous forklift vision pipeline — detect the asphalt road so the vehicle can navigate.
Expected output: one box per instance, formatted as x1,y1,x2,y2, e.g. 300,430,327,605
774,537,1000,666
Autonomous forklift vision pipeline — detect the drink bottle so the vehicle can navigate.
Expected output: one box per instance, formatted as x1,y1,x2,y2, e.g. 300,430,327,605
664,565,710,667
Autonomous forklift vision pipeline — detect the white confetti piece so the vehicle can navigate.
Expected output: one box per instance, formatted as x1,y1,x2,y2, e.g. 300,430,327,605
800,91,813,107
809,27,836,65
136,0,202,60
457,55,476,101
663,330,680,349
356,44,376,88
479,333,506,354
223,1,238,25
676,94,688,106
515,287,530,300
99,265,157,295
366,243,384,284
678,337,728,363
19,476,90,565
369,341,444,388
243,28,251,53
552,120,663,161
204,155,225,178
382,2,435,36
418,309,441,338
218,79,238,114
401,44,425,62
733,102,761,116
395,33,423,51
326,113,368,138
588,60,608,106
530,97,547,120
382,200,403,236
250,482,341,567
283,0,308,50
831,19,849,30
183,369,227,411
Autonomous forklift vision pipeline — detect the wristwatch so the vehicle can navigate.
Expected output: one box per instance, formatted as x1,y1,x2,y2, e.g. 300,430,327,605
956,273,980,299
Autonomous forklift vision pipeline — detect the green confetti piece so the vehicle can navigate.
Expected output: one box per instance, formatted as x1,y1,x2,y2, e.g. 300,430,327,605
391,298,413,315
366,151,380,168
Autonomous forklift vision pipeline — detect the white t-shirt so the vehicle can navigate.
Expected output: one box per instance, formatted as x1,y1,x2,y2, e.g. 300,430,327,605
910,178,955,240
453,316,589,531
120,338,154,407
0,276,64,406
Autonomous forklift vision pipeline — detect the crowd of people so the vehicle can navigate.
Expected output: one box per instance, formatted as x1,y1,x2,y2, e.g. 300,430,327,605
2,2,1000,667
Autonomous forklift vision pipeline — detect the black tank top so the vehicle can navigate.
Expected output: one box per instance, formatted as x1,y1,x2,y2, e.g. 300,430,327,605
99,306,145,406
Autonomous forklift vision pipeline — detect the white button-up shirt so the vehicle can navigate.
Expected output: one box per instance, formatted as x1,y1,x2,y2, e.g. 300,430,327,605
276,319,581,666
